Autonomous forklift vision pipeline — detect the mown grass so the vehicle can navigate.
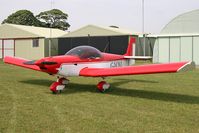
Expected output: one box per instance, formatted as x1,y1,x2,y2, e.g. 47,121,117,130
0,60,199,133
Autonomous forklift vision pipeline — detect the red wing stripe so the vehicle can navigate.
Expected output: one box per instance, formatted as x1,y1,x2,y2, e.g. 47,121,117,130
80,62,195,77
4,56,41,71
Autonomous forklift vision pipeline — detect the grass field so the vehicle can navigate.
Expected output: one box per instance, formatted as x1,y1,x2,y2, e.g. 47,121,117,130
0,60,199,133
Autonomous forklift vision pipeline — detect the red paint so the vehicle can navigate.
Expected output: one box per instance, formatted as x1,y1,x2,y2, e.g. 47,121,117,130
124,37,135,56
4,56,40,71
50,82,61,93
80,62,188,77
97,81,106,92
3,36,195,94
4,36,193,77
58,78,67,84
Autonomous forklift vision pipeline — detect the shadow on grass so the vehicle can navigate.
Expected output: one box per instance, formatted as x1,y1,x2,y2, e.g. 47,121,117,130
20,79,199,104
112,78,158,86
20,79,53,87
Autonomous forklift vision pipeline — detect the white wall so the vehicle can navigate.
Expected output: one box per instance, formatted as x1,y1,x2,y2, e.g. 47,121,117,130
0,40,14,58
153,36,199,65
15,39,45,60
158,38,169,63
180,37,192,61
0,40,2,58
4,40,14,57
170,37,180,62
193,37,199,65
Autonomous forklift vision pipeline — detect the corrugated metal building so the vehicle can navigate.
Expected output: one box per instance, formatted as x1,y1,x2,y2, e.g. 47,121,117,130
152,9,199,65
0,24,66,60
59,25,153,56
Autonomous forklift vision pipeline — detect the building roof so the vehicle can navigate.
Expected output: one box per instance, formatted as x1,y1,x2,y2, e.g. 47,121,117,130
148,33,199,38
62,24,141,37
161,9,199,34
0,23,67,39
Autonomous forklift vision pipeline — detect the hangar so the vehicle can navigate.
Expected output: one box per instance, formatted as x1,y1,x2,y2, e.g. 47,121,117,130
59,25,154,56
152,9,199,65
0,24,66,60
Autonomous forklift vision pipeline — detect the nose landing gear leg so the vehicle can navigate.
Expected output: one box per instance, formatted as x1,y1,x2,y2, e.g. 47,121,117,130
50,77,69,94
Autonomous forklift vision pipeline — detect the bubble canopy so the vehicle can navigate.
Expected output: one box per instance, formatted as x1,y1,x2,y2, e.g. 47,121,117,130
65,46,102,59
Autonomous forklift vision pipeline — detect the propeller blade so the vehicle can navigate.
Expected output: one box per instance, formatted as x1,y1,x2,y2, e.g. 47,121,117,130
23,60,57,66
23,60,36,65
40,61,58,65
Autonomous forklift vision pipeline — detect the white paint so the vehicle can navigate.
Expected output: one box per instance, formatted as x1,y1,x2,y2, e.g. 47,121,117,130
103,83,110,90
133,43,136,56
56,85,65,91
57,59,129,77
124,56,152,59
62,79,69,85
177,61,195,72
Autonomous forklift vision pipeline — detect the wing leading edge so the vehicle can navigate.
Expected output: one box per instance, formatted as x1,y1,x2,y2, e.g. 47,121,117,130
4,56,41,71
80,61,195,77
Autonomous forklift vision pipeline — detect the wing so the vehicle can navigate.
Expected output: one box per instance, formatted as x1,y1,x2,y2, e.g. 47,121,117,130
4,56,41,71
80,61,195,77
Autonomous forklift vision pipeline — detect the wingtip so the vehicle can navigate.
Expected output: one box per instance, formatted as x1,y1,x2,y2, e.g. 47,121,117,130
177,61,196,72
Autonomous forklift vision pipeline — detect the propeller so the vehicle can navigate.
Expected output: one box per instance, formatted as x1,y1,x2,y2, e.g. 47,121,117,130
23,60,58,65
40,61,58,65
23,60,36,65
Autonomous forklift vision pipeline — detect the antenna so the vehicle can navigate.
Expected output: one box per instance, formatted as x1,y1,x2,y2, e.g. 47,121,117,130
142,0,146,56
88,34,90,45
103,37,110,52
49,0,54,57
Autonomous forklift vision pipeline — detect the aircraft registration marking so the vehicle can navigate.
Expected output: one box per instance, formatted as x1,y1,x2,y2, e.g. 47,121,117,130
110,61,123,68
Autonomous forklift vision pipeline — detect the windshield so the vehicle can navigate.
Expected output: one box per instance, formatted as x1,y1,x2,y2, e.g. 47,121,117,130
65,46,102,59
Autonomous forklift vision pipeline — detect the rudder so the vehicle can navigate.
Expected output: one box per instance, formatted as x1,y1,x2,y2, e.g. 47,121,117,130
124,37,136,56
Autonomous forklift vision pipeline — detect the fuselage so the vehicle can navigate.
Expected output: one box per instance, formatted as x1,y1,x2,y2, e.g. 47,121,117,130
36,53,132,77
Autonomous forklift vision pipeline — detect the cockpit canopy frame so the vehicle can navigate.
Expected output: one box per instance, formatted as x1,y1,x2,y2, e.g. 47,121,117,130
65,46,102,59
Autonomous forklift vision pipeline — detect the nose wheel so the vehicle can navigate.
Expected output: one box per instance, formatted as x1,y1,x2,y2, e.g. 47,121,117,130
97,81,110,92
50,77,69,94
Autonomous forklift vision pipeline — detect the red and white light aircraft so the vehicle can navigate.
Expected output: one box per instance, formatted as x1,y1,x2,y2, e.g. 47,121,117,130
4,37,195,94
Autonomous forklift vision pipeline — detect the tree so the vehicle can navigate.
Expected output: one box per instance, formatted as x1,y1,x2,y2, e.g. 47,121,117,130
2,10,42,26
36,9,70,31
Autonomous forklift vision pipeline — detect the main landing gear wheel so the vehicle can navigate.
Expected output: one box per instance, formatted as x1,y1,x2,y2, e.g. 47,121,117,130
97,81,110,92
50,78,69,94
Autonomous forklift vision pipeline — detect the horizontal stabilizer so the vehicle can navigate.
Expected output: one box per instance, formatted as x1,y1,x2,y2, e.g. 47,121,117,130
124,56,152,60
4,56,41,71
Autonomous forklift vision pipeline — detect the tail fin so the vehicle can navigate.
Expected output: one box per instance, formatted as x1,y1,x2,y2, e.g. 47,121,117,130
124,37,136,56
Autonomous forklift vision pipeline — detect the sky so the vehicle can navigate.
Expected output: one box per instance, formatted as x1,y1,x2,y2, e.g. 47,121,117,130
0,0,199,33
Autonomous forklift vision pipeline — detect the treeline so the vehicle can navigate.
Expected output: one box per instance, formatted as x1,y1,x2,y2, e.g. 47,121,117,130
2,9,70,31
